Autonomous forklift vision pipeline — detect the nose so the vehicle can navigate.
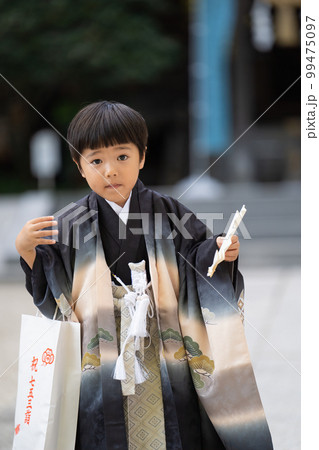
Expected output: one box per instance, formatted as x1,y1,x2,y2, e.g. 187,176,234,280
103,161,117,177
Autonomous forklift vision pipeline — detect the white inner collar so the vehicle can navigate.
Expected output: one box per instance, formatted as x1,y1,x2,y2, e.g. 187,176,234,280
104,191,132,225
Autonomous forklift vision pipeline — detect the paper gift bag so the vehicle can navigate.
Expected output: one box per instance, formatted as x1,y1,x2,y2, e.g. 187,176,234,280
12,314,81,450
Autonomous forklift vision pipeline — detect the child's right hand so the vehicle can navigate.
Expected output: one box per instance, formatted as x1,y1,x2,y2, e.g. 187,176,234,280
15,216,58,269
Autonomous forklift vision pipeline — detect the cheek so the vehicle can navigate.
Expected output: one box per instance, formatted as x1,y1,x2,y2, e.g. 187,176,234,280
82,169,95,184
85,167,98,179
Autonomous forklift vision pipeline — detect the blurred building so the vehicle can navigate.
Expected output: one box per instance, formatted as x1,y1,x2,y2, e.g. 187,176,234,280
188,0,300,184
0,0,300,191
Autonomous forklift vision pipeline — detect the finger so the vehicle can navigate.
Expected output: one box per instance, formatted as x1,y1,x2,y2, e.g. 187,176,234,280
225,251,239,258
36,238,57,245
226,244,239,252
216,237,223,248
31,220,58,231
228,243,240,251
29,216,55,224
225,248,239,257
229,240,239,245
217,235,239,245
225,246,239,255
225,255,237,261
35,230,58,237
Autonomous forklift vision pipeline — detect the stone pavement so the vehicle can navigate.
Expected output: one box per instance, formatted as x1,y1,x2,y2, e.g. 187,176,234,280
0,283,37,450
244,265,300,450
0,264,300,450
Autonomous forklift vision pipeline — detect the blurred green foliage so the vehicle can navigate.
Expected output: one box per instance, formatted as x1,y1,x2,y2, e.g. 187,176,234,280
0,0,188,191
0,0,181,92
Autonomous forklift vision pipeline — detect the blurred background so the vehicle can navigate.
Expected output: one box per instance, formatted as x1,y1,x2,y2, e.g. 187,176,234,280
0,0,300,449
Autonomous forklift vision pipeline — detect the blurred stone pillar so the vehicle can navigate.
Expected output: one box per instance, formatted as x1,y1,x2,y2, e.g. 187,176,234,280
30,129,61,190
230,0,256,181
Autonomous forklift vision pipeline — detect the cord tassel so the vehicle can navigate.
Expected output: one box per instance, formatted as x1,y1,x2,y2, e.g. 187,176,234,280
113,352,126,380
134,358,148,384
130,296,150,338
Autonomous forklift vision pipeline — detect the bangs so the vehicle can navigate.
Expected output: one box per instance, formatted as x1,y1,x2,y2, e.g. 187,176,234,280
67,101,148,164
76,105,139,151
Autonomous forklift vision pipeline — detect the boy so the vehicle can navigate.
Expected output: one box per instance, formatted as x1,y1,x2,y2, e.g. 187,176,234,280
16,101,273,449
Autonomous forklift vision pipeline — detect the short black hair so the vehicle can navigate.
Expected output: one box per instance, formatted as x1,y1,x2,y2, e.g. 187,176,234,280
67,101,148,166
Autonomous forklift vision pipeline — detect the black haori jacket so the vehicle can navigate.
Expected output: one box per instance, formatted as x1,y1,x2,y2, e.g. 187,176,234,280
21,179,273,450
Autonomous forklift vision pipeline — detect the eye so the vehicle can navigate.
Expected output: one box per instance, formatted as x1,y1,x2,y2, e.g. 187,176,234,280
91,159,102,165
118,155,128,161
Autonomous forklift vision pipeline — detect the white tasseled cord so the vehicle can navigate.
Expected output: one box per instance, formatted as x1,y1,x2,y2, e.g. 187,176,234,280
113,261,152,384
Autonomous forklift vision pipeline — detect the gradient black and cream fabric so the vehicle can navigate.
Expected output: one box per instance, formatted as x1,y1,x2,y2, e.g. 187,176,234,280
21,179,273,450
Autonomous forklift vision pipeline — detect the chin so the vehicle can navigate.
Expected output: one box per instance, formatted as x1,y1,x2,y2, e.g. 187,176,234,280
106,194,126,206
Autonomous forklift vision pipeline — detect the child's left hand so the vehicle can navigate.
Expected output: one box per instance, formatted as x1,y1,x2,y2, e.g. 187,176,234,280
216,235,240,262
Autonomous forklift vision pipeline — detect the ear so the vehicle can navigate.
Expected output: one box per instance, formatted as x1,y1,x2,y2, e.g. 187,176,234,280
139,147,146,169
73,159,86,178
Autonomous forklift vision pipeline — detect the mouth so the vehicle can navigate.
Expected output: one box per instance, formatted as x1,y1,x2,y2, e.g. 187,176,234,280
105,183,121,190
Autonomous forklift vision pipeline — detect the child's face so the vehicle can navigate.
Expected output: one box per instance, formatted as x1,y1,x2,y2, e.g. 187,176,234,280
79,143,145,207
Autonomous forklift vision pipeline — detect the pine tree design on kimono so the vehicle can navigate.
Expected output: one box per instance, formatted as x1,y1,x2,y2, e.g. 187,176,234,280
162,328,215,390
82,328,114,371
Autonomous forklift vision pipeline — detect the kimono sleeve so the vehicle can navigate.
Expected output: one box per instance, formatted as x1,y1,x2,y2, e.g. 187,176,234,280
168,198,239,292
20,239,74,319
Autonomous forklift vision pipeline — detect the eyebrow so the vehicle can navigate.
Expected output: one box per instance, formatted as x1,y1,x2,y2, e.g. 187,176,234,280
84,149,102,158
113,145,132,151
84,145,132,159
